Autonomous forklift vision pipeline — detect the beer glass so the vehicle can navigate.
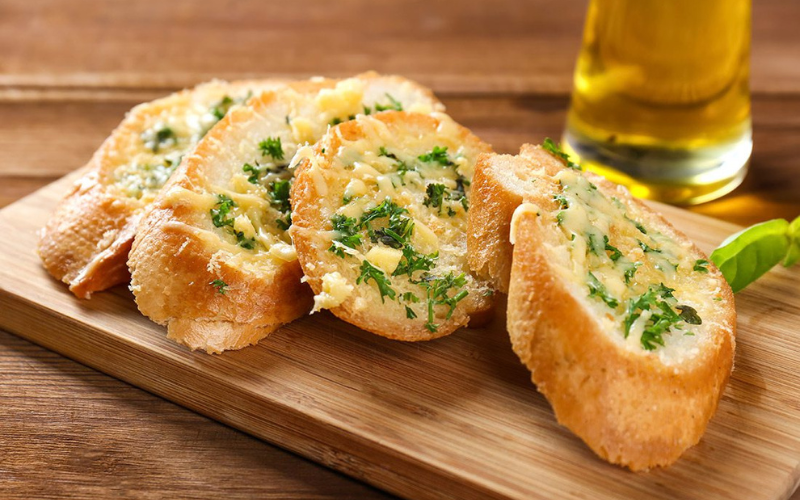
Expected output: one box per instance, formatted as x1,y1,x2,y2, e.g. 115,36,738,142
563,0,752,205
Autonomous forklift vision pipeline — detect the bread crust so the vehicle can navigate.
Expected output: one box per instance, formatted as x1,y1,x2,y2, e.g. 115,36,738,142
291,111,493,341
475,146,736,470
38,80,282,298
129,74,445,352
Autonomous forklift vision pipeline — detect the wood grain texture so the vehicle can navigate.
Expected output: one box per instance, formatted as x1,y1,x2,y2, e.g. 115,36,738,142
0,330,393,500
2,171,800,500
1,0,798,94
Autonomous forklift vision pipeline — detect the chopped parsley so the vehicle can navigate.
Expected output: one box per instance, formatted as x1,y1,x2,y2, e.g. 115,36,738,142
627,216,648,234
210,96,234,120
693,259,710,273
677,305,702,325
587,272,619,309
587,232,605,256
210,279,228,295
638,240,661,253
328,200,413,257
553,194,570,209
234,231,256,249
374,93,403,112
623,261,641,284
393,246,437,278
268,179,292,213
259,136,285,161
210,194,259,248
542,138,580,170
420,272,469,333
329,215,363,257
210,194,236,228
424,183,448,212
357,260,396,303
242,162,264,184
380,146,412,179
604,236,623,261
623,283,700,351
141,125,176,153
361,199,414,249
418,146,454,167
326,194,471,332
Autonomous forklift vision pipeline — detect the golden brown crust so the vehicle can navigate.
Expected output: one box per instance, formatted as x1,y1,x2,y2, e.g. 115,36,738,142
291,111,494,341
38,80,283,298
130,202,313,354
474,146,736,470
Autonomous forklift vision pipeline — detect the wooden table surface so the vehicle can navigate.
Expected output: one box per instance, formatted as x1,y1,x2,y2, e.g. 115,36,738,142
1,1,798,498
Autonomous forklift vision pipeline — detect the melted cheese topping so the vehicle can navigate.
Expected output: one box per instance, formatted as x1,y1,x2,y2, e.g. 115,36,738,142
308,113,491,329
198,77,445,272
312,271,354,313
114,88,255,203
527,168,725,362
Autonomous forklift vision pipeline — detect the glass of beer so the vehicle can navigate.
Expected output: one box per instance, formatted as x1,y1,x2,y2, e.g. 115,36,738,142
563,0,752,205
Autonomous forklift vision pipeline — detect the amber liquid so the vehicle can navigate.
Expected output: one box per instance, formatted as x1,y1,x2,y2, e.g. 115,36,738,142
564,0,752,204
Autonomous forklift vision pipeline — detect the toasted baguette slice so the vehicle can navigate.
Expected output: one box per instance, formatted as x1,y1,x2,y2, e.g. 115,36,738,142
291,111,494,341
37,80,282,298
471,144,736,470
129,73,445,353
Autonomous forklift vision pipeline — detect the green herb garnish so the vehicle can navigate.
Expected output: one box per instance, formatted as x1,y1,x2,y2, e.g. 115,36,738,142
623,261,641,284
587,272,618,309
259,136,285,161
357,260,396,303
268,179,292,213
210,96,234,120
638,240,660,253
418,146,453,167
329,214,362,257
211,279,228,295
424,183,448,212
242,163,264,184
393,246,437,278
420,272,469,333
142,126,176,153
210,194,236,228
677,305,702,325
710,216,800,293
542,138,580,170
604,236,623,261
693,259,710,273
374,93,404,112
623,283,694,351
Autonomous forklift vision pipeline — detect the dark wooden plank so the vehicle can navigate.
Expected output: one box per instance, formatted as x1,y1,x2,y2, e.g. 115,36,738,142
1,0,798,94
0,330,394,500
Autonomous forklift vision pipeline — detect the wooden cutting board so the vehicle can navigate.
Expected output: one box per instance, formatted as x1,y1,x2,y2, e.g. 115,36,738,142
1,171,799,500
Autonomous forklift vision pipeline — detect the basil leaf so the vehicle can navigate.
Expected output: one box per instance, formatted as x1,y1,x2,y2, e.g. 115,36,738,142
710,219,790,293
783,215,800,268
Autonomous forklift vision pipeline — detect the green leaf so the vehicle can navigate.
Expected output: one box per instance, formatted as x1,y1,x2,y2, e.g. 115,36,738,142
783,215,800,267
542,138,580,170
710,219,790,293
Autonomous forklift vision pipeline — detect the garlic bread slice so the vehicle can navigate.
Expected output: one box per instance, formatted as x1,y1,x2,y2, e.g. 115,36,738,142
291,111,494,341
38,79,282,298
129,74,444,353
471,144,736,470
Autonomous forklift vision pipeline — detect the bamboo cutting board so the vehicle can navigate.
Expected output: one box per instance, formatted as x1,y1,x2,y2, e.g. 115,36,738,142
1,172,799,500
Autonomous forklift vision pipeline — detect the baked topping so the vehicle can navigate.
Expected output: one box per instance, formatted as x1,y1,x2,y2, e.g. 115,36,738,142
540,166,719,351
314,115,489,332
